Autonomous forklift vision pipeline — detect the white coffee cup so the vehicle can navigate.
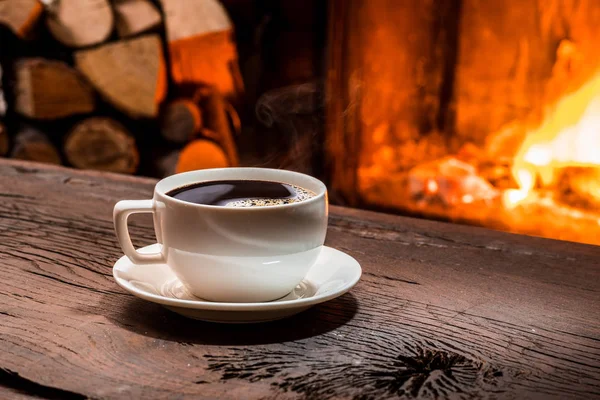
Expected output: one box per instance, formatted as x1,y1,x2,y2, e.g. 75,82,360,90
113,168,328,303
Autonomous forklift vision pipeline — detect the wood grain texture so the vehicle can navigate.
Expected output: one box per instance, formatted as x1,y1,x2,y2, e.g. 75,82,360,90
0,159,598,399
0,0,42,38
10,126,61,165
159,0,243,99
114,0,162,38
160,0,231,41
45,0,113,48
64,117,139,174
159,99,203,144
14,58,96,120
75,34,167,118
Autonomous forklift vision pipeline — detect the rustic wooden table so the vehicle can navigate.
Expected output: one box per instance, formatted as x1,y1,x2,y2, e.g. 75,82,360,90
0,160,598,399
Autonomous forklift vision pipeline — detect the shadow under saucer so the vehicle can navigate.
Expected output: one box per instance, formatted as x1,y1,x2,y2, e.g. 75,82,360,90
103,291,359,346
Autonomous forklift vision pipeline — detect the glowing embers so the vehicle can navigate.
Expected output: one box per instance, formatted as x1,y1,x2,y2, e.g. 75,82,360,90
408,157,497,207
356,70,600,245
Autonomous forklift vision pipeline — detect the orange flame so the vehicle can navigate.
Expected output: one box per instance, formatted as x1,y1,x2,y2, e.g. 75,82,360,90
505,73,600,208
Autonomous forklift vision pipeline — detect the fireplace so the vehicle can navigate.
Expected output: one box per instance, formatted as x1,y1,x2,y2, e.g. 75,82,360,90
325,0,600,246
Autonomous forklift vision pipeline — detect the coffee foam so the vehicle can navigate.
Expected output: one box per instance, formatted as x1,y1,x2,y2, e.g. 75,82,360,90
224,185,315,207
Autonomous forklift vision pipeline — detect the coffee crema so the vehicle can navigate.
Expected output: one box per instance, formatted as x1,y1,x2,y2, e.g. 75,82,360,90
166,180,316,207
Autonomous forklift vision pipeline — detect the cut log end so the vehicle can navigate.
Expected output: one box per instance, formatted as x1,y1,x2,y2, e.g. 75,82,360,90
0,0,43,39
65,117,139,174
169,30,242,99
75,34,166,118
114,0,162,38
46,0,114,48
160,0,243,100
14,58,96,120
160,99,203,144
175,139,230,174
11,126,61,165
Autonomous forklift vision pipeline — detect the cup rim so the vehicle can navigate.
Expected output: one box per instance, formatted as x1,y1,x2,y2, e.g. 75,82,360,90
154,167,327,211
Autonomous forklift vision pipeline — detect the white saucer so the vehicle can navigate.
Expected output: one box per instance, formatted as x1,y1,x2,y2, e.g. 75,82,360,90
112,244,361,323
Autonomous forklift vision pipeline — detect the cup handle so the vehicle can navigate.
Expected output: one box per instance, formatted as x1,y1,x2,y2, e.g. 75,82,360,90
113,200,165,264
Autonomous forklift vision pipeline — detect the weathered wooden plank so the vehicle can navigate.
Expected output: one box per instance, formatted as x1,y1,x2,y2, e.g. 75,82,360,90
0,160,598,399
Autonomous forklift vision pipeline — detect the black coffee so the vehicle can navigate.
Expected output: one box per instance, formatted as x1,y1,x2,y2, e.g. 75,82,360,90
167,180,316,207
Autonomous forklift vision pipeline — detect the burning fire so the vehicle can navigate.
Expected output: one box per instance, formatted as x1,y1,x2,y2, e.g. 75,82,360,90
504,74,600,209
357,65,600,245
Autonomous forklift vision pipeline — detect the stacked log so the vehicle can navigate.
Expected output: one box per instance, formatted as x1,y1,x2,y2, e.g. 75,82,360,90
14,59,95,119
156,92,239,176
159,0,243,100
74,35,167,119
176,139,230,173
114,0,161,38
46,0,114,48
64,118,139,174
0,0,43,39
0,0,242,176
10,125,61,165
159,99,203,144
156,139,230,177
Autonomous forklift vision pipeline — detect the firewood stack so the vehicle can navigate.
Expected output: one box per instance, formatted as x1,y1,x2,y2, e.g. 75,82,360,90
0,0,243,175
